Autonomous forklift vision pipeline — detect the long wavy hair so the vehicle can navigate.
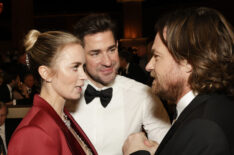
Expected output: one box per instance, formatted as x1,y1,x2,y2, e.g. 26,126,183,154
155,7,234,96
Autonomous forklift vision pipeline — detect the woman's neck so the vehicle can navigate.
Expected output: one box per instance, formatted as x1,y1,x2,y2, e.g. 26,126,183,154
40,86,65,118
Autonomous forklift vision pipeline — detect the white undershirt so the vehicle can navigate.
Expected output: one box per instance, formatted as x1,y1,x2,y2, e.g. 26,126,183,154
125,63,130,74
176,91,197,120
0,124,7,153
6,84,12,100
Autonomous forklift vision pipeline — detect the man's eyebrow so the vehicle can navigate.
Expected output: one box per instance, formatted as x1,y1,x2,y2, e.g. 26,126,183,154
151,49,158,54
107,45,117,50
88,49,100,53
152,49,161,54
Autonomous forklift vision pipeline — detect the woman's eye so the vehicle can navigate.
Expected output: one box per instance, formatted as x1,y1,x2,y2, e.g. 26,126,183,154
73,65,78,71
154,54,159,61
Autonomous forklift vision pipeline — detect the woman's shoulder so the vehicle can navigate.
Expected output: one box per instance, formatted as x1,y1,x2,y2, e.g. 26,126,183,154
16,107,61,136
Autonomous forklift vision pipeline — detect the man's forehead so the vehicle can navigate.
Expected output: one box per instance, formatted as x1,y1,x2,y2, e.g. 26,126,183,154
152,34,164,52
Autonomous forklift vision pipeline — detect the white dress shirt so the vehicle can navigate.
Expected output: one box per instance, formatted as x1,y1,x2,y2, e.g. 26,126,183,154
71,75,170,155
125,63,130,74
6,84,12,100
0,124,7,154
176,91,197,120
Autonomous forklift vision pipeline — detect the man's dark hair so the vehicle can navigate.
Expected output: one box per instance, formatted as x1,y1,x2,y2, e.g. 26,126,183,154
73,13,117,46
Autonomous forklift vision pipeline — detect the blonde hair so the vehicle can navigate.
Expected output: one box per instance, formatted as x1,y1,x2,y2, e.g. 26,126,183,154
24,29,82,87
24,30,41,51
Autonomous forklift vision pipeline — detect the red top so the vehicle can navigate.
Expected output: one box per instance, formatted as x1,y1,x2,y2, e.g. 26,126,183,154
8,94,98,155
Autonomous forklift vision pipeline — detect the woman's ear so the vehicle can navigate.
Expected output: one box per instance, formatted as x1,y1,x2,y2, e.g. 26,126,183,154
38,66,52,83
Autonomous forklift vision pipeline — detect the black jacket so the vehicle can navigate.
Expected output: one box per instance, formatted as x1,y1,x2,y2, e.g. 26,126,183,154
132,93,234,155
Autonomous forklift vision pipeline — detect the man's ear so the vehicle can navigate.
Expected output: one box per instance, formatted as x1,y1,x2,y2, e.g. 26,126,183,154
38,66,52,83
180,60,192,73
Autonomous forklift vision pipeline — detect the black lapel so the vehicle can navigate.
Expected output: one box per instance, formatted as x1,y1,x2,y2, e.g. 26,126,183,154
156,94,210,154
5,121,10,146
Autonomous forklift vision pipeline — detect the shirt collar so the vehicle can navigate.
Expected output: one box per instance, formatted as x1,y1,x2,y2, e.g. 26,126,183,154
7,84,12,92
0,123,5,131
86,79,114,91
176,90,197,119
125,63,130,74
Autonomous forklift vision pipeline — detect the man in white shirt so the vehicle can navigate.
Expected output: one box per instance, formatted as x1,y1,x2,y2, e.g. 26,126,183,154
123,7,234,155
70,13,171,155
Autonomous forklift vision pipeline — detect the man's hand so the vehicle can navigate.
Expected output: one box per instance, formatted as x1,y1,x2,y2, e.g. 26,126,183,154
122,132,158,155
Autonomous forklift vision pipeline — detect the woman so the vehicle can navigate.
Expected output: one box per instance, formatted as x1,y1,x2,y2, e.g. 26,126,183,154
8,30,98,155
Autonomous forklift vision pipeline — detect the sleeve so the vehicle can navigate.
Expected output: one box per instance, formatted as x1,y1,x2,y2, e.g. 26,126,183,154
8,126,59,155
130,150,151,155
142,91,171,143
164,119,231,155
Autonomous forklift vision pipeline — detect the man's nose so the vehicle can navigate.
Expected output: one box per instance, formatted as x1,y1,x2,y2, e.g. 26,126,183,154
102,53,112,66
145,58,154,72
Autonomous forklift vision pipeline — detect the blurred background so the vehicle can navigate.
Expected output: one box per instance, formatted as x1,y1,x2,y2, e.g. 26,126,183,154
0,0,233,54
0,0,233,130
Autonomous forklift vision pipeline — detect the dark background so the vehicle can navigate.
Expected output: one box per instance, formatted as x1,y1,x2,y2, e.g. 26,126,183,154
33,0,233,38
34,0,234,37
0,0,233,50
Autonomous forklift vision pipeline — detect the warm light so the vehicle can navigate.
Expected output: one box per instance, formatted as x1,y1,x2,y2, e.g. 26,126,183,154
0,3,3,15
117,0,144,2
122,1,142,39
124,26,138,38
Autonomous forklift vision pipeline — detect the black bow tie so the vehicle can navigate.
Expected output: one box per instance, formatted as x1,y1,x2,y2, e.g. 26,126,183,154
84,84,113,108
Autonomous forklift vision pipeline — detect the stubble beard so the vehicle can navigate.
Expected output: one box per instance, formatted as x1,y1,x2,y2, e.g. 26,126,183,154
152,73,185,104
86,65,118,86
